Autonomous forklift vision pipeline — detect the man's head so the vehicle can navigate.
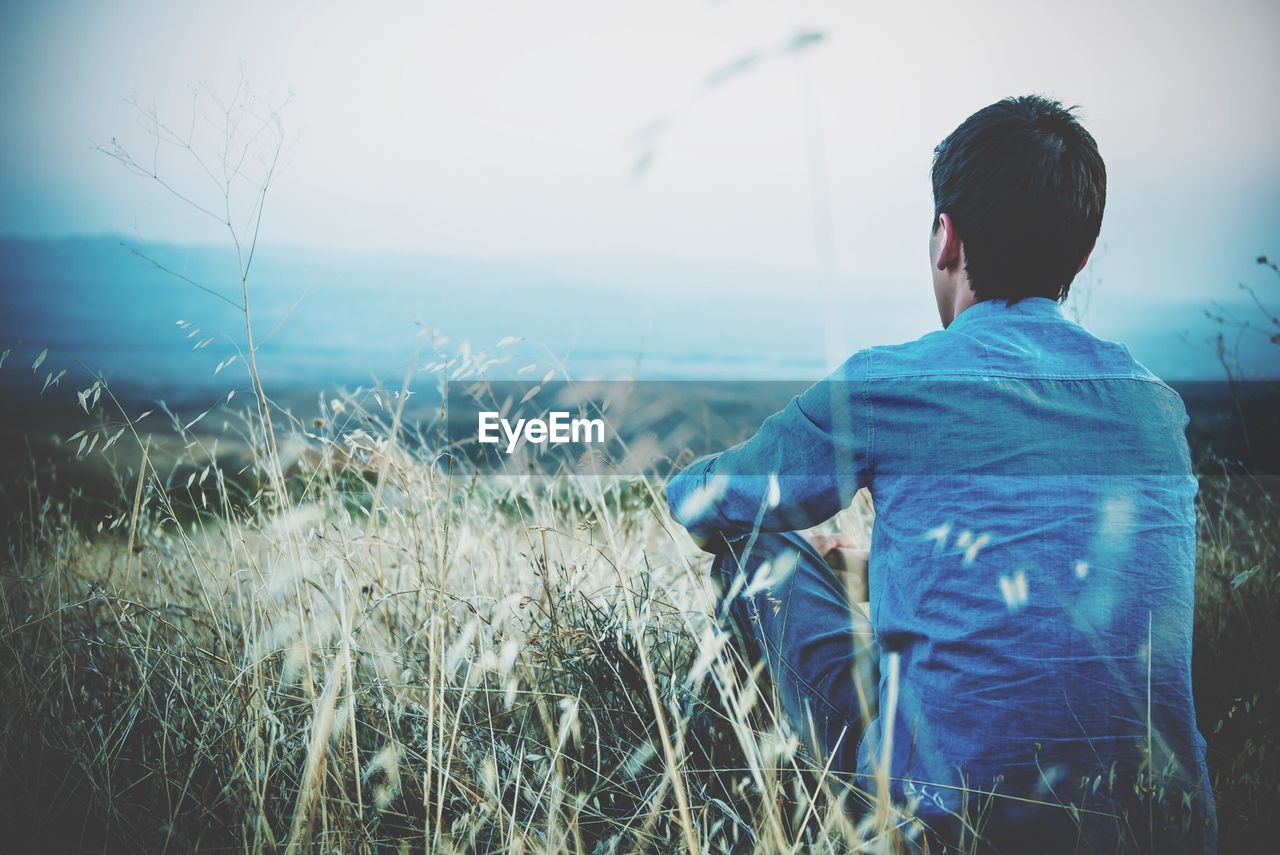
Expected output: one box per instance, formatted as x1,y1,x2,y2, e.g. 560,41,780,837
929,94,1106,326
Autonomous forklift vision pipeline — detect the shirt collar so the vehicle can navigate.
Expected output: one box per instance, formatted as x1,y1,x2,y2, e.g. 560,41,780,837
946,297,1068,333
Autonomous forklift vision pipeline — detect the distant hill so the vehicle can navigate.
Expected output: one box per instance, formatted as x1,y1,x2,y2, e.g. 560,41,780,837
1,235,1272,411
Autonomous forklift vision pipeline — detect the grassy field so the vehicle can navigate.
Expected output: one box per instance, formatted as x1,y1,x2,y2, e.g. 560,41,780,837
0,373,1276,853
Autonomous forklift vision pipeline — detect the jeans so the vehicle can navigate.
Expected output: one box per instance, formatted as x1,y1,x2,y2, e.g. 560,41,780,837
710,530,879,778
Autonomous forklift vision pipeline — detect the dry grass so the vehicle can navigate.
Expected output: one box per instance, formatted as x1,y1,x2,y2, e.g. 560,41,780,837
2,371,1276,853
1190,470,1280,850
0,376,910,853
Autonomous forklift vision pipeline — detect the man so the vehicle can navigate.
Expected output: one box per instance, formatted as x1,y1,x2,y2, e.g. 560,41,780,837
665,95,1216,852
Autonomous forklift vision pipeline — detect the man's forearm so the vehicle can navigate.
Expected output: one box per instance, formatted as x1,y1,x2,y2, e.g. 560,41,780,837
665,371,870,547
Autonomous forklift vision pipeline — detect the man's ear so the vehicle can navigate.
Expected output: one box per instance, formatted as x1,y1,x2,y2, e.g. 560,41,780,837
1075,239,1097,274
936,212,962,271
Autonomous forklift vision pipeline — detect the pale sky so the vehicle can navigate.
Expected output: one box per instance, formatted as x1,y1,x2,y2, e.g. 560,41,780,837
2,0,1278,302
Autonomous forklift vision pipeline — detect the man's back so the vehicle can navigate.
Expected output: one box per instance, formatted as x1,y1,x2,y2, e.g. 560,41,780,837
667,297,1216,850
846,297,1215,848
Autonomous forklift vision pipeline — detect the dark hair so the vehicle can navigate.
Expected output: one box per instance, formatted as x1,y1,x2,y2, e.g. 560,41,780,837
931,94,1106,303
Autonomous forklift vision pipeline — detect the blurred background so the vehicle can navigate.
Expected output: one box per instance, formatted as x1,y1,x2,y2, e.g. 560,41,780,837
1,0,1277,406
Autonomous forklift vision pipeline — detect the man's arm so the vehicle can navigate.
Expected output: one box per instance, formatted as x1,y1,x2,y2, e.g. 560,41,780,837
664,355,871,550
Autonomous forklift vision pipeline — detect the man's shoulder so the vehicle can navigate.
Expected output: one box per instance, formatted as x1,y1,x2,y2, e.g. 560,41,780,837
814,319,1190,429
822,328,998,388
828,318,1176,388
821,330,957,383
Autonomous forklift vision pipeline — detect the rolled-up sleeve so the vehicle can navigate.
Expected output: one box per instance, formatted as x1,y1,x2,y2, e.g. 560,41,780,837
665,352,872,544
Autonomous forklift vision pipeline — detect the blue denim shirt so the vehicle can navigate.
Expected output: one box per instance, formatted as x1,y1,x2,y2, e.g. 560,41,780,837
666,297,1215,849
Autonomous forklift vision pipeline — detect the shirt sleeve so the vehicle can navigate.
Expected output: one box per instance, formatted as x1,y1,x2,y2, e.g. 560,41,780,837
664,352,872,544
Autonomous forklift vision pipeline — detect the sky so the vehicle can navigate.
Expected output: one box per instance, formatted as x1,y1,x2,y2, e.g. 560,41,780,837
1,0,1278,314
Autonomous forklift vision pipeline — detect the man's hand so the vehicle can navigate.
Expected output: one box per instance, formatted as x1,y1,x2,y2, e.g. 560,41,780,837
804,531,870,605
